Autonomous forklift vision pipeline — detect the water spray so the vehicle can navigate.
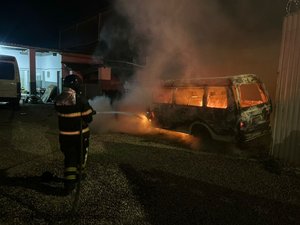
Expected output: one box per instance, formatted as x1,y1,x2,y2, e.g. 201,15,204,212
94,111,144,119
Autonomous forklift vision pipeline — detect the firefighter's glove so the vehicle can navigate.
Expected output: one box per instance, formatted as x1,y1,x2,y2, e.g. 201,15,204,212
92,110,97,115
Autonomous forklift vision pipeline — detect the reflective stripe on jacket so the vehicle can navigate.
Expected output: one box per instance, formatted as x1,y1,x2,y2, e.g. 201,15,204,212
57,109,92,118
60,127,90,135
55,90,93,139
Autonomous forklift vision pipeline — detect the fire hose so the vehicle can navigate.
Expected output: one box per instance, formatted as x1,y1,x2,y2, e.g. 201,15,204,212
94,111,143,119
71,114,84,213
71,110,144,213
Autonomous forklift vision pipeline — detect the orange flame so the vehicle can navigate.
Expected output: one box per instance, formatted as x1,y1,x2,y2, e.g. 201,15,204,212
94,112,201,150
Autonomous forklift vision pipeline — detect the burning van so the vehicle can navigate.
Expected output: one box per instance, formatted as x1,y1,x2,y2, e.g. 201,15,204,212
147,74,272,143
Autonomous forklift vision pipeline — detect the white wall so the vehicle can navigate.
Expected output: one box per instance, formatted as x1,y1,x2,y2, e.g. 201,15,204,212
0,46,62,92
38,54,62,83
0,47,29,69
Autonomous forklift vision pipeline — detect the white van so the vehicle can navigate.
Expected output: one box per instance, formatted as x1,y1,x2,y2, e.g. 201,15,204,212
0,55,21,110
147,74,272,143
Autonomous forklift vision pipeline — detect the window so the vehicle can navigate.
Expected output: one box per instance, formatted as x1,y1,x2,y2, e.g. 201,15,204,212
153,88,173,103
175,88,204,106
238,83,268,108
47,71,50,78
0,62,14,80
207,87,228,109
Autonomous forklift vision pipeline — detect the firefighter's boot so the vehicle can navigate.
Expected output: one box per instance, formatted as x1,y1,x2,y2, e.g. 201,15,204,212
63,166,77,195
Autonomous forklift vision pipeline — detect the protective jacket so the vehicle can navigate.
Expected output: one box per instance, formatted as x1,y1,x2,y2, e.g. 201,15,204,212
54,87,93,141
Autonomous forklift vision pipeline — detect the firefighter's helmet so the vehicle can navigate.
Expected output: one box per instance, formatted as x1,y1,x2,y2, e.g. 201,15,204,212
63,75,82,92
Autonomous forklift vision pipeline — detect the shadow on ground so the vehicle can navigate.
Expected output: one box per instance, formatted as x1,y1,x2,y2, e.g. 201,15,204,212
119,163,300,225
136,131,272,159
0,169,65,196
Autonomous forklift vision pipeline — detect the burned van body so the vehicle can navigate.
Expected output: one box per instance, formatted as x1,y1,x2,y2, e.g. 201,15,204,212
147,74,272,143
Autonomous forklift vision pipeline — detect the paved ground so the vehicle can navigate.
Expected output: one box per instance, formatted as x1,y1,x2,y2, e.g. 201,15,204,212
0,103,299,225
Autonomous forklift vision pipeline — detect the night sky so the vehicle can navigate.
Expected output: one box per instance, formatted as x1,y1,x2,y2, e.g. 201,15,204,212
0,0,288,50
0,0,287,49
0,0,112,49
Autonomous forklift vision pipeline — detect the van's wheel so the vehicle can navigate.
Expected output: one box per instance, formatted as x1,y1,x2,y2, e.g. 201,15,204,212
192,125,212,147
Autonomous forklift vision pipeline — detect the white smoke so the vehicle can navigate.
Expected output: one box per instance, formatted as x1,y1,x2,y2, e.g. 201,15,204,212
89,96,113,112
89,0,285,147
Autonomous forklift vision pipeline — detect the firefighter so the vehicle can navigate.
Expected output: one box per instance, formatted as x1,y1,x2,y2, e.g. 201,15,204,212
54,74,95,195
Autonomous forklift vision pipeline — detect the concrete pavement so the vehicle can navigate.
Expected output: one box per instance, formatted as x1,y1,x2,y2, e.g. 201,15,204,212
0,103,299,224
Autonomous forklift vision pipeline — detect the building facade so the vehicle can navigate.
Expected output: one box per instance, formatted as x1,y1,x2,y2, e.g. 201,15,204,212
0,42,63,96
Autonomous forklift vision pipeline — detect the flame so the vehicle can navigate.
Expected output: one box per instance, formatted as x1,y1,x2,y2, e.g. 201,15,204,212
129,114,201,150
240,100,263,108
206,87,228,109
238,83,268,108
94,112,201,150
152,128,201,150
206,99,227,108
153,86,228,108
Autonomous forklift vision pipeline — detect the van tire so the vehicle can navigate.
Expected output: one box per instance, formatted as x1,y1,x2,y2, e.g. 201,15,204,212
192,125,212,146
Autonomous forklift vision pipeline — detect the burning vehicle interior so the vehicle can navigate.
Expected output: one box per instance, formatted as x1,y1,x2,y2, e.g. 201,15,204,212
147,74,272,143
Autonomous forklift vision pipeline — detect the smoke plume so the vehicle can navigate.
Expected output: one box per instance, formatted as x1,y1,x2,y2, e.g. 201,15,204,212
91,0,286,147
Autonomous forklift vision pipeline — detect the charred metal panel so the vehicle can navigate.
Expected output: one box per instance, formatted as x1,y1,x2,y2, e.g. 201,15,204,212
238,103,272,142
161,74,262,88
233,74,263,86
272,12,300,166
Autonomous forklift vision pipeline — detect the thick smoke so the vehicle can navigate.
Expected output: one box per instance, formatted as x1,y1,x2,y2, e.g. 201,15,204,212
113,0,285,101
115,0,228,80
89,95,202,150
113,0,285,126
91,0,286,147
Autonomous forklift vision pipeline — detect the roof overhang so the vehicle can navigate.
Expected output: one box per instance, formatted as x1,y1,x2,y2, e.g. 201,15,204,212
61,52,104,73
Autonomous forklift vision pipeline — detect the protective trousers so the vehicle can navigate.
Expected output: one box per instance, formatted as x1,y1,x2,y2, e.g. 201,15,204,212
60,137,89,189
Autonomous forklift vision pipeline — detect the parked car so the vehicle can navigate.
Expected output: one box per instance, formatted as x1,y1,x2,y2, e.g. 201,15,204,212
0,55,21,110
146,74,272,143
